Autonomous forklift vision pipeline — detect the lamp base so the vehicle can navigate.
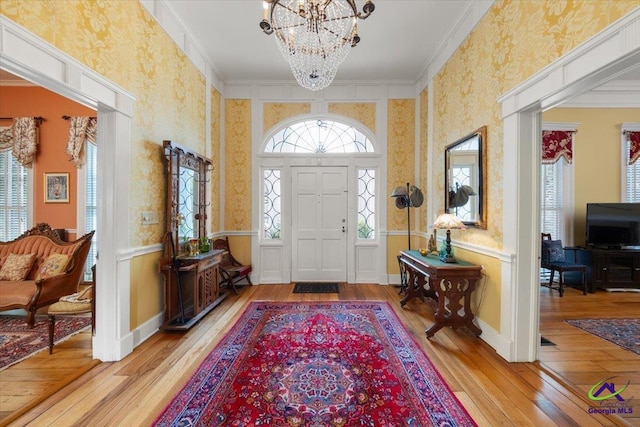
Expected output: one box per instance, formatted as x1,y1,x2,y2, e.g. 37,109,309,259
440,254,457,263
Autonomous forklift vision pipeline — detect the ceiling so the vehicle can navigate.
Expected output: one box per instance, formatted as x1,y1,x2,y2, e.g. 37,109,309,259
164,0,640,87
164,0,474,84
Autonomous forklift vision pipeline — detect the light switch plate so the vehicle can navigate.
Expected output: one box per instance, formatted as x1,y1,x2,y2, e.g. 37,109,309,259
141,211,158,225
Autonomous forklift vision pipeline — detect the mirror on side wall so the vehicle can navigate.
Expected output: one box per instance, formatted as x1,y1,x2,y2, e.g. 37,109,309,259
445,126,487,229
164,140,211,254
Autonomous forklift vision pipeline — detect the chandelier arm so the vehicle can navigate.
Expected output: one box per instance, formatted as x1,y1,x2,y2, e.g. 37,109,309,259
359,0,375,19
323,15,357,23
273,22,307,32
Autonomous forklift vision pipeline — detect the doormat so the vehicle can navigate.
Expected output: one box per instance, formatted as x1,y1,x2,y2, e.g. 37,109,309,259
293,282,339,293
153,301,476,426
566,318,640,355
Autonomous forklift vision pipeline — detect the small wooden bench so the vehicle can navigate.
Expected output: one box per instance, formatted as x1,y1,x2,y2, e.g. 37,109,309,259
212,237,252,294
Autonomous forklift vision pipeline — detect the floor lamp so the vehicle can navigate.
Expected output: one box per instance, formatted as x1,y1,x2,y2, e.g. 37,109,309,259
391,183,423,293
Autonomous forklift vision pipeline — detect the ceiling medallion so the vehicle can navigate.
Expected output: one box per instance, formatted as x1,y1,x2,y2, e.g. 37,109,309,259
260,0,375,91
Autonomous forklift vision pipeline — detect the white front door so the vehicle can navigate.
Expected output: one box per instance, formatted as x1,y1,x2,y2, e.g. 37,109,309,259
291,167,347,282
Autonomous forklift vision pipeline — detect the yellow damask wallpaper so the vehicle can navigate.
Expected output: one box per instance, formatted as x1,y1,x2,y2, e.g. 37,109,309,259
224,99,252,231
211,88,221,234
328,103,376,134
263,103,311,133
387,99,416,272
1,0,208,329
432,0,639,250
419,89,428,235
387,99,416,231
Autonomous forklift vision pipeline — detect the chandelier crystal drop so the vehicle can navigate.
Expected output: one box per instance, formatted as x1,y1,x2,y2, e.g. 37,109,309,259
260,0,375,91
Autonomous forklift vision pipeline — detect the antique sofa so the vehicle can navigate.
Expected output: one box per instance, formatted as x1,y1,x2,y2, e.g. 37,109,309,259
0,223,94,327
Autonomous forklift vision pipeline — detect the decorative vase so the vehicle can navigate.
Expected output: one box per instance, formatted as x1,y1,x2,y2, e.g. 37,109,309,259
188,239,199,256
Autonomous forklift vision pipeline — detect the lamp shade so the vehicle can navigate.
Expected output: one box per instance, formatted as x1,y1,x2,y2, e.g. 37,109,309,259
390,185,408,198
409,186,424,207
432,213,465,230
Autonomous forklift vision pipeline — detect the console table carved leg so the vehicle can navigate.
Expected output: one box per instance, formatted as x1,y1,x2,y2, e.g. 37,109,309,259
425,277,481,338
400,264,427,306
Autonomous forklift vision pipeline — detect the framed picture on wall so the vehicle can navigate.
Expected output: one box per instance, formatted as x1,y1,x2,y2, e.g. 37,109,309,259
44,172,69,203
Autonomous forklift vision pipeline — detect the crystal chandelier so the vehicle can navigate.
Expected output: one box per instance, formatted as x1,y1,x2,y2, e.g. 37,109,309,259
260,0,375,91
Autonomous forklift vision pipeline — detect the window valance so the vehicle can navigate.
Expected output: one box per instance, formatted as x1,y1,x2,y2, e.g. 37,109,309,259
542,130,575,164
65,116,97,168
627,131,640,165
0,117,40,167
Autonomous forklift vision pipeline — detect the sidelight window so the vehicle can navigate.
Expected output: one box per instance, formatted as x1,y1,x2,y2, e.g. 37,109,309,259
357,169,375,239
263,169,281,239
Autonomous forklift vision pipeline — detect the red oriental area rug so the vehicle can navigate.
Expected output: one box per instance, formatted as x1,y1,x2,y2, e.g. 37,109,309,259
0,314,92,370
154,301,476,427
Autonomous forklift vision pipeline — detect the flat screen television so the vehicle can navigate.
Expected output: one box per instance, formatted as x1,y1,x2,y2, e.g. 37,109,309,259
586,203,640,249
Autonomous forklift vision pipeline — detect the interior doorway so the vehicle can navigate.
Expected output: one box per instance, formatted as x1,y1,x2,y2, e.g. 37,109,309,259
291,166,348,282
498,10,640,363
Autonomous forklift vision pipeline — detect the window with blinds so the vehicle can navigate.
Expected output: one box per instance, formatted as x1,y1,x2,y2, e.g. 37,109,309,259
0,150,28,240
84,141,97,281
540,161,565,241
626,138,640,202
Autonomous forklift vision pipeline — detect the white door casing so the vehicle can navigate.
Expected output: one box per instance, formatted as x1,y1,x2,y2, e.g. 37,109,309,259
0,17,135,361
498,9,640,362
291,167,348,282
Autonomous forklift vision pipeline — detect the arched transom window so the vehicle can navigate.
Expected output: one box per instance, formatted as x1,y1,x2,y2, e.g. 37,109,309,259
265,119,374,153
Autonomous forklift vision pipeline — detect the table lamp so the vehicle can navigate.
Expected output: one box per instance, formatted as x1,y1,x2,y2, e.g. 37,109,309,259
432,213,465,263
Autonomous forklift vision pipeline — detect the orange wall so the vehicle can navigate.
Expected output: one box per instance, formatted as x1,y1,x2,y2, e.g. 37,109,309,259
0,86,95,237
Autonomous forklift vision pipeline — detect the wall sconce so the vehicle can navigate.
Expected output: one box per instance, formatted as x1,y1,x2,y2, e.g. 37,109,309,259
390,182,423,250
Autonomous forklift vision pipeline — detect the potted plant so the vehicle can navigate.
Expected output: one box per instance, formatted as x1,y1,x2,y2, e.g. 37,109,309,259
199,236,211,253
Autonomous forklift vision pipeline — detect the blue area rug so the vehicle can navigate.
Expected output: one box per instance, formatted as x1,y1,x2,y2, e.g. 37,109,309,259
565,318,640,355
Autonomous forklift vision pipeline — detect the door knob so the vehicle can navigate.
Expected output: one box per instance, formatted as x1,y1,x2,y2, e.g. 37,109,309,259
342,226,346,233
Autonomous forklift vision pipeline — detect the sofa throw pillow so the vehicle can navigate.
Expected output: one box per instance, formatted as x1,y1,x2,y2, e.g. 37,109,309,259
0,253,36,281
35,253,70,280
542,240,565,263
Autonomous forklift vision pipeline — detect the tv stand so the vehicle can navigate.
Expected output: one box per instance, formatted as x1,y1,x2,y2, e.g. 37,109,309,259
591,244,622,250
590,248,640,290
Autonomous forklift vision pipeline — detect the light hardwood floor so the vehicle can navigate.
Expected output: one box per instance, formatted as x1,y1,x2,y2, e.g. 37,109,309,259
1,284,639,426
